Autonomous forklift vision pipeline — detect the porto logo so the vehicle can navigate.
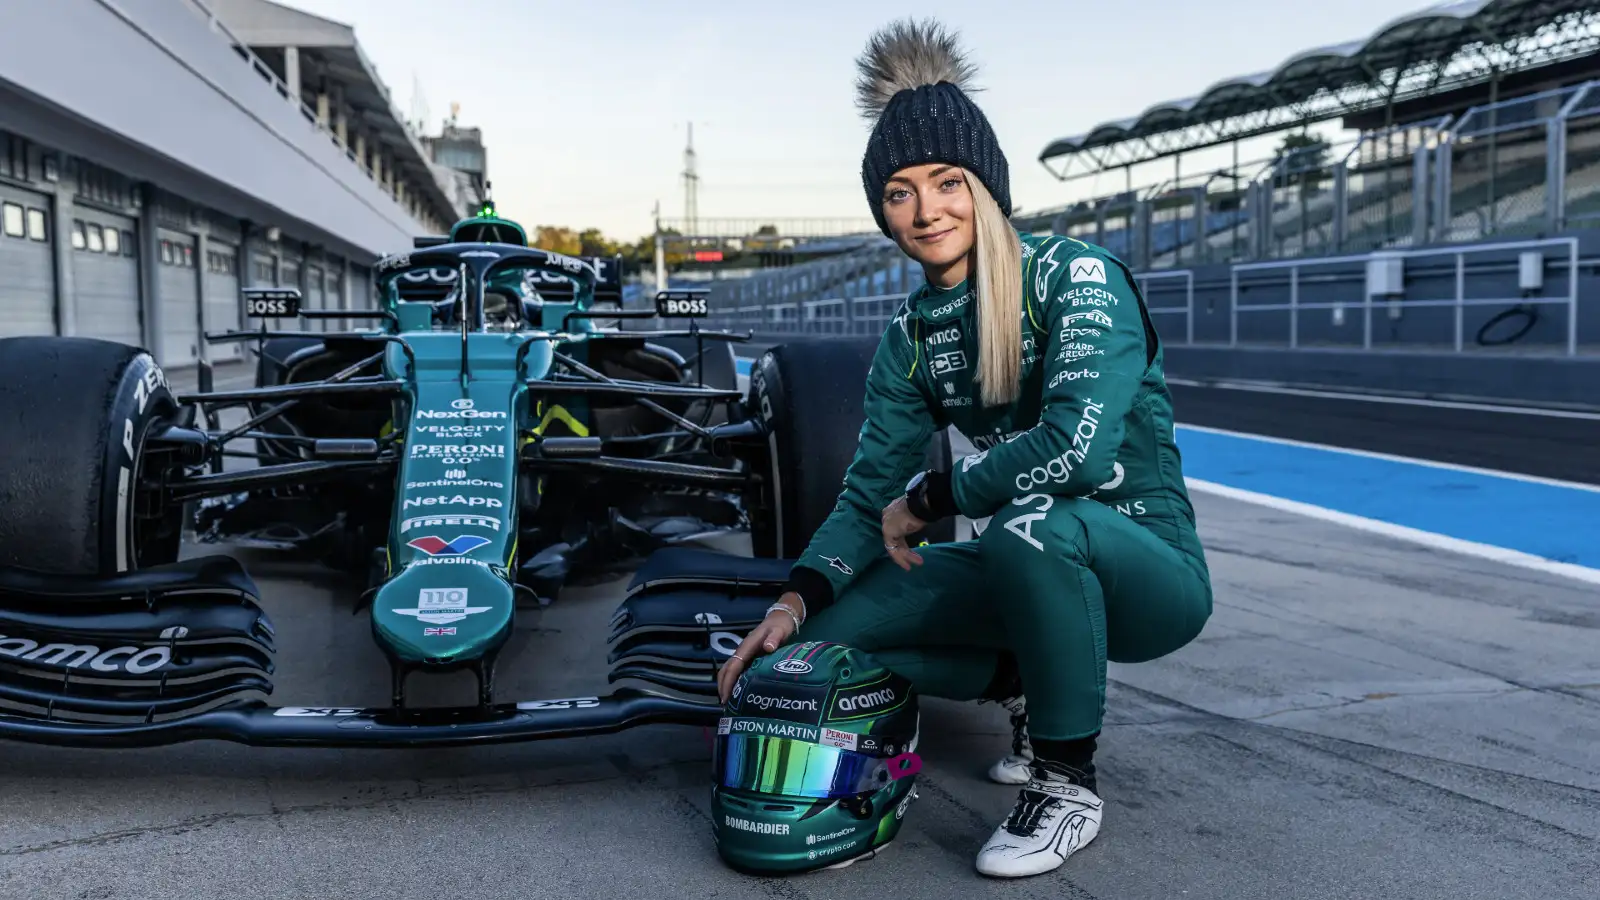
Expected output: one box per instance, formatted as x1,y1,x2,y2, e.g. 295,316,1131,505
772,658,813,675
407,534,492,556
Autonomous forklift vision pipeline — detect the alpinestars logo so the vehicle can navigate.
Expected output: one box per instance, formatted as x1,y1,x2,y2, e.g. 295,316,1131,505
822,555,853,575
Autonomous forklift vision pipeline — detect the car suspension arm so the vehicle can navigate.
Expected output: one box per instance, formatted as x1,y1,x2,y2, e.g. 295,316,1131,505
165,459,396,501
548,351,717,438
528,375,743,402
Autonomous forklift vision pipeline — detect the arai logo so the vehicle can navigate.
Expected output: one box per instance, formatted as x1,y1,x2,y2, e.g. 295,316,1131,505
773,658,813,675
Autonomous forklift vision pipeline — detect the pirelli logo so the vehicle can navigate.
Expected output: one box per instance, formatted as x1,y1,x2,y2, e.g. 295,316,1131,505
400,515,500,532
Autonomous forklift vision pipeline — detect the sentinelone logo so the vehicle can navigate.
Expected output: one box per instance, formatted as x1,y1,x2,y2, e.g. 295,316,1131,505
724,817,789,835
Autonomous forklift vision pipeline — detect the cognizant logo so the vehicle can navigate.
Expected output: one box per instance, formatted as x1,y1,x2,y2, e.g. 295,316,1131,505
1013,401,1105,490
743,694,820,713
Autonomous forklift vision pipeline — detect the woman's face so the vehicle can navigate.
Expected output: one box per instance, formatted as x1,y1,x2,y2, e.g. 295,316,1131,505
881,164,975,282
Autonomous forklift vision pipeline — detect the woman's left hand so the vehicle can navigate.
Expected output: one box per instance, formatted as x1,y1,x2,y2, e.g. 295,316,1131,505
881,495,927,571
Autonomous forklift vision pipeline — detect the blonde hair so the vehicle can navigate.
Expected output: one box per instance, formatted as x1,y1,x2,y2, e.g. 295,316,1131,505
965,169,1023,406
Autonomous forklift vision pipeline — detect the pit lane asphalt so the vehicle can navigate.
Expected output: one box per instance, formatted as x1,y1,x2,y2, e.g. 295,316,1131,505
0,368,1596,898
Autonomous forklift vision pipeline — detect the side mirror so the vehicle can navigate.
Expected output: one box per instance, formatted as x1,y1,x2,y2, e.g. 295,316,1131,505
242,286,301,318
654,289,709,318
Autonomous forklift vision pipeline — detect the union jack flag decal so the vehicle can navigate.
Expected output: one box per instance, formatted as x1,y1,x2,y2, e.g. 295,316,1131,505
423,627,457,636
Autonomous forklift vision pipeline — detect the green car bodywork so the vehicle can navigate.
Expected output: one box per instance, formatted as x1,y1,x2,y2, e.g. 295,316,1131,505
365,213,613,675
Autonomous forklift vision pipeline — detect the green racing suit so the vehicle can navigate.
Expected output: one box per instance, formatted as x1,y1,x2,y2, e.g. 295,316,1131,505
781,233,1212,741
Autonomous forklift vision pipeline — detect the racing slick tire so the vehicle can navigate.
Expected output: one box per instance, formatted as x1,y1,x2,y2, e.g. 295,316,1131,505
0,337,182,575
747,337,954,559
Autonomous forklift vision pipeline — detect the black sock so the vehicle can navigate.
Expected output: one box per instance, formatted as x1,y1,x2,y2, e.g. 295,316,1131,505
1031,733,1099,791
980,652,1021,702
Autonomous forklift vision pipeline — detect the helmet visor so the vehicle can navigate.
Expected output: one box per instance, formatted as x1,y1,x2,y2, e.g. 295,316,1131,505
714,733,907,799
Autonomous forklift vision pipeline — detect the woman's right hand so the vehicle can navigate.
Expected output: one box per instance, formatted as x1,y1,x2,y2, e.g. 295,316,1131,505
716,592,803,703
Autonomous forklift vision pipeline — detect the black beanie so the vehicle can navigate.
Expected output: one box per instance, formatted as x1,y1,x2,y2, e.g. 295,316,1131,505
855,20,1011,236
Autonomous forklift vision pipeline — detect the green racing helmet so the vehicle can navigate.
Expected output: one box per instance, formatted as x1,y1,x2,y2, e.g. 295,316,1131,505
711,642,921,875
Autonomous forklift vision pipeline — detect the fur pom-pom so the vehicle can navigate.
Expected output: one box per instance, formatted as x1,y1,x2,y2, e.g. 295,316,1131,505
853,18,979,120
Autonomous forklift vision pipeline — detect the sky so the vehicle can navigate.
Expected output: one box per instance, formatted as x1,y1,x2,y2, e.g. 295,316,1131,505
283,0,1424,241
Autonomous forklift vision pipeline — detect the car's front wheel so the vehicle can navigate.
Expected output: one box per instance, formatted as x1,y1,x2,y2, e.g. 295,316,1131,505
0,337,184,574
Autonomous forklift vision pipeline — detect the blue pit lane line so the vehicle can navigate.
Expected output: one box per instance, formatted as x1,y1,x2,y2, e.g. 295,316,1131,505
1173,425,1600,570
734,353,1600,574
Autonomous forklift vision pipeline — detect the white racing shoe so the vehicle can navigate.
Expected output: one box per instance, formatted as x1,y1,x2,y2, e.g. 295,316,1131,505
975,762,1103,878
985,695,1034,785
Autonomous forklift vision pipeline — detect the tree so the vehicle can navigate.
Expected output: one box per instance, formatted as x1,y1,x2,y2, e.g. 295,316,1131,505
1275,131,1333,194
531,226,581,257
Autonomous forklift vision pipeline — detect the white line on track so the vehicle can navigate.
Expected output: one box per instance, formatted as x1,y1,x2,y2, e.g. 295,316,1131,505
1185,477,1600,587
1175,422,1600,494
1165,377,1600,421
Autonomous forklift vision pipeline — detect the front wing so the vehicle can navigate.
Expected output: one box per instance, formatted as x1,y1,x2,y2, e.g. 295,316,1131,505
0,548,791,749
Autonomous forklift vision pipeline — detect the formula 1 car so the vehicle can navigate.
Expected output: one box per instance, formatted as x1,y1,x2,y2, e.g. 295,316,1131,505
0,212,951,748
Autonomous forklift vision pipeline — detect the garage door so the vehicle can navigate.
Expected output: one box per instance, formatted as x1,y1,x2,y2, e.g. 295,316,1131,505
307,263,328,332
71,210,141,348
158,229,201,365
0,185,56,337
206,241,242,359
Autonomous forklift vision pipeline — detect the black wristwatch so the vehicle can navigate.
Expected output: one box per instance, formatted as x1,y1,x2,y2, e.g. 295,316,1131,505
903,469,937,522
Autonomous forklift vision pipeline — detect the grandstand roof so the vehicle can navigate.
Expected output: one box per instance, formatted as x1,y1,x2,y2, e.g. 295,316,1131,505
1039,0,1600,177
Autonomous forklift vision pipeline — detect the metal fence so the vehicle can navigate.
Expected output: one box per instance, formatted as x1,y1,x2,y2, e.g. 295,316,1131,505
698,236,1590,357
689,81,1600,359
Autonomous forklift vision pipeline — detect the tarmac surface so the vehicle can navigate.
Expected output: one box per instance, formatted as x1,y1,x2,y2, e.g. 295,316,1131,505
0,363,1595,898
2,488,1597,899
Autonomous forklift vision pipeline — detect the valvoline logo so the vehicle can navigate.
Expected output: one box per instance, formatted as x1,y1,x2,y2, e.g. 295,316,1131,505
407,535,491,556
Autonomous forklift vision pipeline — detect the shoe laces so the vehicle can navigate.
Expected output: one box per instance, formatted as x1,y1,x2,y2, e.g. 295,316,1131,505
1008,708,1030,758
1001,787,1062,838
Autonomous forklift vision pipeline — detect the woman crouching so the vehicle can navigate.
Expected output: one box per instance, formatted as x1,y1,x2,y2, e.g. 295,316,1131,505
717,19,1214,879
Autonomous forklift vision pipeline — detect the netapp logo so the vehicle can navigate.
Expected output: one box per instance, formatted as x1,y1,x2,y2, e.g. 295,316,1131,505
744,694,820,713
403,495,503,509
834,686,897,714
725,817,788,835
